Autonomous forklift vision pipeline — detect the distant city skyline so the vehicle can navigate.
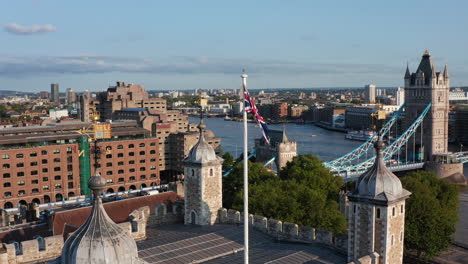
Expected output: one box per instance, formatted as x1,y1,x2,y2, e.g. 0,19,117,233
1,0,467,92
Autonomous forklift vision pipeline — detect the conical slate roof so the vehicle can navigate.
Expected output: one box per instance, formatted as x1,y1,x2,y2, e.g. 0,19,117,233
61,171,144,264
352,137,411,202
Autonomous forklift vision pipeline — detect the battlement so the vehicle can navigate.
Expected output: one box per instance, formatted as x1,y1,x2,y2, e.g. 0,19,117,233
0,206,150,264
218,208,348,253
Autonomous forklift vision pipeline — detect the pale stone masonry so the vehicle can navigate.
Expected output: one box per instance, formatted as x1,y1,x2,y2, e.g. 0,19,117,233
347,138,411,264
183,120,223,225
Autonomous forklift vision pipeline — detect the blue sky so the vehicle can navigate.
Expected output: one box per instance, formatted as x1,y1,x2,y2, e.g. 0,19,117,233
1,0,467,92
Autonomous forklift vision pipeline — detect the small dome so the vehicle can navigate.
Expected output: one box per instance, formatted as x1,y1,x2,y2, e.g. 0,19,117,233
185,123,220,164
354,138,410,201
61,172,143,264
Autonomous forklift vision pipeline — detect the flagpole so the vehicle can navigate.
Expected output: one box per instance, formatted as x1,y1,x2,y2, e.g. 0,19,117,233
241,71,249,264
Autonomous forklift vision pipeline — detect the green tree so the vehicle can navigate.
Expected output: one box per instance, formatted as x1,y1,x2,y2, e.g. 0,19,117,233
224,154,347,234
222,152,234,168
0,104,7,117
401,171,459,259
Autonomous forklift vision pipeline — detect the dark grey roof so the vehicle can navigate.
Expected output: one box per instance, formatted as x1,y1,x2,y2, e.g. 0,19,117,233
351,139,411,202
136,224,346,263
185,123,222,164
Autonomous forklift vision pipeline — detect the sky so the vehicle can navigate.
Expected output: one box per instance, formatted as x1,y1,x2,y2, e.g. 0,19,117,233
1,0,467,92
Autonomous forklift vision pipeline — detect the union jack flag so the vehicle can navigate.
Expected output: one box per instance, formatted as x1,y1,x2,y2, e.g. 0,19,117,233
243,84,270,144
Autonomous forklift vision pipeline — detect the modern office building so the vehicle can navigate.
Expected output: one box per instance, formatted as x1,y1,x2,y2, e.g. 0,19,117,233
364,84,376,104
51,83,59,103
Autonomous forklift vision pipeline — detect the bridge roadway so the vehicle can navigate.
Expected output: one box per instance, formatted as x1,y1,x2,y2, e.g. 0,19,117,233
338,162,425,181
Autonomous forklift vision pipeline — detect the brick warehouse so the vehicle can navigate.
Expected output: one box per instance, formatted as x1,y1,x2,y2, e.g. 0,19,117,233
0,120,160,209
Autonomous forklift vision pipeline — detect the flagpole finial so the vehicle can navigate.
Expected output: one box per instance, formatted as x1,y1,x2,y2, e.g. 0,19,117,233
241,69,248,79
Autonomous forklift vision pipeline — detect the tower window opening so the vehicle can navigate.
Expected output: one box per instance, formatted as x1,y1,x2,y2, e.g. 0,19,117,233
191,169,194,177
392,207,395,216
391,235,394,246
209,168,213,176
401,205,403,213
376,208,380,219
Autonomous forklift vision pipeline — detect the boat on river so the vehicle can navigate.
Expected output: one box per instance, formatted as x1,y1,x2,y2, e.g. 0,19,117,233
345,130,375,141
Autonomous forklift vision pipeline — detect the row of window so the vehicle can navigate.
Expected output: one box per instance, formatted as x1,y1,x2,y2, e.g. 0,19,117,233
102,158,157,167
4,184,70,197
2,158,73,168
3,176,74,187
103,166,157,175
102,150,156,159
1,148,73,160
3,167,73,178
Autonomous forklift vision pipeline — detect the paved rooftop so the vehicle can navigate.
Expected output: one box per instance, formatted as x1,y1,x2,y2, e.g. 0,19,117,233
137,224,346,264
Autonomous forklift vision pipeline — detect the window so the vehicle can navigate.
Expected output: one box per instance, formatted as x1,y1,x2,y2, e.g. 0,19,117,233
210,168,213,176
68,182,74,188
41,150,47,155
139,143,145,147
129,160,135,164
67,165,73,171
4,192,12,197
117,145,123,149
2,164,10,169
16,154,24,158
150,158,156,162
43,186,49,190
54,167,61,172
54,158,60,163
139,159,145,164
150,150,156,154
30,152,37,157
67,174,73,180
54,184,61,190
54,176,61,180
66,147,73,154
118,161,124,166
106,162,113,167
150,166,156,170
42,159,48,164
353,205,356,213
376,208,381,219
67,156,73,163
2,154,10,160
150,173,157,178
43,177,48,182
150,142,156,146
140,175,146,179
42,168,48,173
118,169,124,174
392,207,395,216
400,232,403,242
129,176,136,181
17,163,24,168
118,178,124,183
30,161,38,166
31,180,39,184
18,190,26,196
106,171,113,175
105,154,112,159
53,149,60,154
106,179,113,184
400,205,404,213
128,144,134,148
117,153,124,158
139,151,145,155
140,167,146,171
18,181,25,186
129,168,135,173
129,152,135,157
32,188,39,194
391,235,394,246
3,182,11,188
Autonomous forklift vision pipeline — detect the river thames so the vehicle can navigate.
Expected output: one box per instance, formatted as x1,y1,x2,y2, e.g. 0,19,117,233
190,117,361,161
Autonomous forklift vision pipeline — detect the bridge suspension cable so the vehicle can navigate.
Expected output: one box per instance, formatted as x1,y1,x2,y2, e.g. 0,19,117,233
336,103,432,174
324,103,406,170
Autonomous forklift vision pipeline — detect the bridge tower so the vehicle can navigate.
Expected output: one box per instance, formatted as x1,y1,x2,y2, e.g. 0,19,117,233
255,128,297,171
404,50,449,161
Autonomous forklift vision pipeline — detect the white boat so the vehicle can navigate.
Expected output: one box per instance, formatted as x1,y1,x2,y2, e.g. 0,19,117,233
345,130,375,141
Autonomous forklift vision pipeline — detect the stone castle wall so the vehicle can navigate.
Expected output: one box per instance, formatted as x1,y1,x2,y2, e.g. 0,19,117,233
0,206,150,264
218,208,348,253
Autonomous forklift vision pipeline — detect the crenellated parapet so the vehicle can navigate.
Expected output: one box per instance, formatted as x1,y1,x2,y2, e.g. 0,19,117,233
218,208,347,253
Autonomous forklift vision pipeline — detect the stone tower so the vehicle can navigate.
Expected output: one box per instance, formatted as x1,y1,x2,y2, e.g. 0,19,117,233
183,120,223,225
276,128,297,169
347,138,411,264
404,50,449,161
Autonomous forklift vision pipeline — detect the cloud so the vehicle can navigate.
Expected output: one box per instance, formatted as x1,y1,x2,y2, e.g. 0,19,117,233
0,54,403,78
4,23,56,35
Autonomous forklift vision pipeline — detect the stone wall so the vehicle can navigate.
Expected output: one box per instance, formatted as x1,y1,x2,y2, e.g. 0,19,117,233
0,206,151,264
218,208,347,253
147,201,184,225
